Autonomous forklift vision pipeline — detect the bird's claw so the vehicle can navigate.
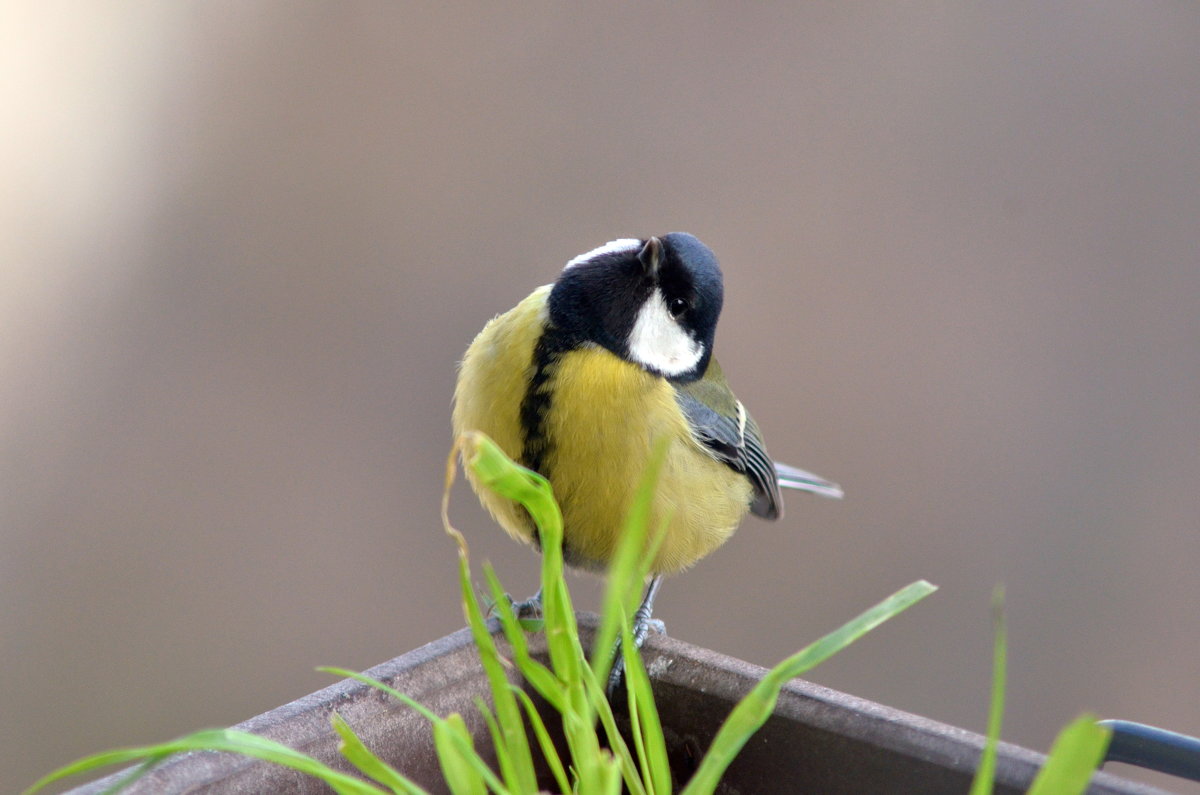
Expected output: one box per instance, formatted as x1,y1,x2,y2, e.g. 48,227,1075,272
487,589,543,622
632,617,665,647
606,616,667,698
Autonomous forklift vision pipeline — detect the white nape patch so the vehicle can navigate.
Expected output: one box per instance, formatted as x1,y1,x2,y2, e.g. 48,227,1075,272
563,238,642,271
627,288,704,376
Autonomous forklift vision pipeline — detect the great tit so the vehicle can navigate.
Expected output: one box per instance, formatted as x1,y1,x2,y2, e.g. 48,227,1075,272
452,233,841,681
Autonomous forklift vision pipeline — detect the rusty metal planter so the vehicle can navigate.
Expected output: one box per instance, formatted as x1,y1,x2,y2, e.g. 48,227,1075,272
69,616,1167,794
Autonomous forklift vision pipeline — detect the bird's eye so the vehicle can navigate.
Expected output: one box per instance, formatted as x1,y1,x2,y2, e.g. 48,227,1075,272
668,297,689,318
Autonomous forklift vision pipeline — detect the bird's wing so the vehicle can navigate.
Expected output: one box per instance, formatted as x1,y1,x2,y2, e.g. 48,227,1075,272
674,383,784,520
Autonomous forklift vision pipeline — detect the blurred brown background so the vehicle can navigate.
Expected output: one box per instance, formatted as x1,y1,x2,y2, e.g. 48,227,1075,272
4,4,1199,792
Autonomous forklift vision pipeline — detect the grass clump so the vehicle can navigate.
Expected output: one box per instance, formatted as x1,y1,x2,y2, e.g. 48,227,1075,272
29,432,972,794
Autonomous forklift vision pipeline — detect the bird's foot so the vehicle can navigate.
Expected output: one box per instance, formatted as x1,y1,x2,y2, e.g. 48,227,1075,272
606,616,667,698
633,617,666,648
487,588,543,628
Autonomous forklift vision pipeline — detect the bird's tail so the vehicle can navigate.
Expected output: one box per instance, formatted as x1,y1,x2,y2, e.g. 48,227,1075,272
774,461,844,500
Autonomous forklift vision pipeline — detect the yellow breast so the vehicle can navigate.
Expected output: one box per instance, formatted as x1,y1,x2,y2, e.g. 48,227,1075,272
452,287,751,575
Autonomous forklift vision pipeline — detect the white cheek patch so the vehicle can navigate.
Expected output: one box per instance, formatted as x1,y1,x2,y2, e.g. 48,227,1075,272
563,238,642,271
627,289,704,376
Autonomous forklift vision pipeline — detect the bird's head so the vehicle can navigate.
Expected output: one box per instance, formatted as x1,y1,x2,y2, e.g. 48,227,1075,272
548,233,724,382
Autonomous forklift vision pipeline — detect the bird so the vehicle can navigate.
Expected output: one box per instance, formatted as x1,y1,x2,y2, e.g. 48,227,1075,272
452,233,842,688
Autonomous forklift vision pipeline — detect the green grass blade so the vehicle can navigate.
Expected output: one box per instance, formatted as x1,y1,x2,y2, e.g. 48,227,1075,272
434,714,489,795
1027,714,1112,795
579,666,647,795
457,433,574,793
331,712,428,795
581,440,671,795
765,579,938,682
457,431,559,531
969,586,1007,795
511,686,573,795
318,667,441,722
318,668,507,794
472,699,514,794
591,438,669,687
95,758,163,795
456,434,620,791
680,580,937,795
25,753,171,795
537,492,584,694
562,683,610,791
23,748,168,794
621,613,671,795
588,755,624,795
482,563,565,712
24,729,384,795
468,435,598,764
451,529,537,791
457,433,584,693
456,563,536,792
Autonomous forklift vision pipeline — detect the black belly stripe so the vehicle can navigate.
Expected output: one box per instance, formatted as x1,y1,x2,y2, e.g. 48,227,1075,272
518,326,574,481
518,327,576,554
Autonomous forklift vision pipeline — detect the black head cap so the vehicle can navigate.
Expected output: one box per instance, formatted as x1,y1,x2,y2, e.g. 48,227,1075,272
548,233,724,382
